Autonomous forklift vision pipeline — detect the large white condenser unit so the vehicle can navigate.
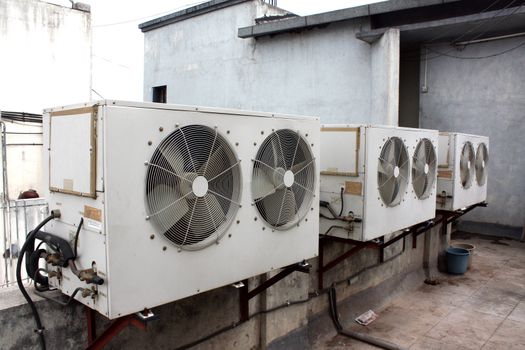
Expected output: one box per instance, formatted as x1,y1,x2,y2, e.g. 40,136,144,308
41,101,320,318
436,132,489,211
319,124,439,242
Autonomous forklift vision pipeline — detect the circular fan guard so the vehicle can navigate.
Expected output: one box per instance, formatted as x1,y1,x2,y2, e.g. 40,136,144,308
145,125,241,250
475,142,488,186
460,141,475,189
412,138,437,199
377,137,409,207
252,129,315,230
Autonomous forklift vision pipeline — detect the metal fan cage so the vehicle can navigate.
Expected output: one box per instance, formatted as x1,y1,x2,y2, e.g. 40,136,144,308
475,142,488,186
411,138,437,199
251,129,316,230
377,136,409,207
145,125,241,250
460,141,475,189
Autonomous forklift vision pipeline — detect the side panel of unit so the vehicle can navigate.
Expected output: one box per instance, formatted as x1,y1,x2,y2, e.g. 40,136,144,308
103,106,320,318
471,135,489,205
319,126,366,240
44,106,110,317
436,133,455,211
452,133,478,210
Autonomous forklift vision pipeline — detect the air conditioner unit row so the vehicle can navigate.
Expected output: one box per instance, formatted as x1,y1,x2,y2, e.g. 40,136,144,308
42,101,320,319
436,132,489,211
319,125,439,242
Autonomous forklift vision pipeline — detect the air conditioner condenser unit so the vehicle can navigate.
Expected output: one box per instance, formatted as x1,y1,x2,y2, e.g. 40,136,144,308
41,100,320,319
436,132,489,211
319,124,439,242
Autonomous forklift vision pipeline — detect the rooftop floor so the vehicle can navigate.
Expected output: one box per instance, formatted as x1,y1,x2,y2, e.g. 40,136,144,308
314,232,525,349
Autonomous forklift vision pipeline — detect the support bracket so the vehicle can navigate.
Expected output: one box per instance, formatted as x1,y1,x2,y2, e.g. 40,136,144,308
85,307,150,350
318,235,378,290
238,261,310,322
437,201,488,235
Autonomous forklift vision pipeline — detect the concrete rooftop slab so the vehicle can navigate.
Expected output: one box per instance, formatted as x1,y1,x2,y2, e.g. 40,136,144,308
313,233,525,349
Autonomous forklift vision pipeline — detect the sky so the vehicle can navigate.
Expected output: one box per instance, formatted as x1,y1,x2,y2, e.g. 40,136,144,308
48,0,386,101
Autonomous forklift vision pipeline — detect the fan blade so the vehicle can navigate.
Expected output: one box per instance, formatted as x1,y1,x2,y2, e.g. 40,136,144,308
387,141,396,165
280,189,297,224
271,137,284,169
417,143,427,164
205,193,226,227
378,158,392,176
394,143,402,166
253,167,276,198
258,190,285,226
150,184,189,228
413,171,426,195
200,146,225,179
160,146,184,175
291,160,308,174
390,179,400,204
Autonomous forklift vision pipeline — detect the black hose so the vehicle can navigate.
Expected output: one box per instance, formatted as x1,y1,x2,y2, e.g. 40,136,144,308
35,287,84,307
338,187,344,217
320,213,338,220
323,225,348,236
328,287,407,350
73,218,84,258
16,210,61,350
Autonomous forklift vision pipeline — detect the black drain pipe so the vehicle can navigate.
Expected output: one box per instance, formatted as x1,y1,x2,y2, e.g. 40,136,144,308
328,287,407,350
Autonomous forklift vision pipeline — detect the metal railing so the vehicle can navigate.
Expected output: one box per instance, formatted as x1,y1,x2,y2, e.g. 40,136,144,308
0,198,48,287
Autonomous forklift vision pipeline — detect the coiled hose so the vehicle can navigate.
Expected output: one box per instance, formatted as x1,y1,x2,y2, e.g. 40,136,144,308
16,210,61,350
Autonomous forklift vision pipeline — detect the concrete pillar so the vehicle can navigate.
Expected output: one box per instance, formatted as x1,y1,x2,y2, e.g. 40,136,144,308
370,28,400,126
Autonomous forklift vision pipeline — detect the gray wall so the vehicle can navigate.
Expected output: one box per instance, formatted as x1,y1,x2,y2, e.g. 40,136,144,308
143,1,399,125
420,37,525,229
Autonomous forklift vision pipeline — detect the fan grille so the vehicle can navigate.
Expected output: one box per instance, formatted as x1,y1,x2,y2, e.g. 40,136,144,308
377,137,409,207
252,129,315,230
475,142,488,186
145,125,241,250
460,141,475,189
412,138,437,199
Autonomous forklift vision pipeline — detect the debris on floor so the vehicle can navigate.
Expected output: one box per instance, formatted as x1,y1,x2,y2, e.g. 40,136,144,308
355,310,378,326
424,277,440,285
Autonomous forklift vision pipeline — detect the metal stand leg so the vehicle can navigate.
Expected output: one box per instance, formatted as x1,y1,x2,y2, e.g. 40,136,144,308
85,308,148,350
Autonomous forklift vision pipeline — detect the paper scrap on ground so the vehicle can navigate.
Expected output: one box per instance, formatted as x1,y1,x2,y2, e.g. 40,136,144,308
355,310,378,326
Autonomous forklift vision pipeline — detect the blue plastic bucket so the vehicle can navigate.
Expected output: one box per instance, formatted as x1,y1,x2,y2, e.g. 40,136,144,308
446,247,470,274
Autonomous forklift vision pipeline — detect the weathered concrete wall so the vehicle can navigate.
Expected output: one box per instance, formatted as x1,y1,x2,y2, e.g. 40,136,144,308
419,38,525,230
0,0,91,113
370,28,400,126
0,224,449,349
143,1,400,125
0,0,91,197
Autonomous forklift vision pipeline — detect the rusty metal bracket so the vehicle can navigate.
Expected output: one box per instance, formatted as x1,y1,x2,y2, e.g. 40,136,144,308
238,261,310,322
437,201,488,235
85,307,149,350
318,235,378,290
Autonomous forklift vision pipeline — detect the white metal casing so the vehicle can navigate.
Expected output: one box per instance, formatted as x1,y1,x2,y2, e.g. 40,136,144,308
42,100,320,319
319,124,438,241
436,132,489,211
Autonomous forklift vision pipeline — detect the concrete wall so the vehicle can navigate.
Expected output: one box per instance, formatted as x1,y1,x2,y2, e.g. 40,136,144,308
143,0,400,125
370,28,400,126
0,0,91,198
419,38,525,230
0,0,91,113
0,223,449,349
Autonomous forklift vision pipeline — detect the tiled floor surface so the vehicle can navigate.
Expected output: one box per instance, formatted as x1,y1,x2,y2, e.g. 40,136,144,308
315,233,525,349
